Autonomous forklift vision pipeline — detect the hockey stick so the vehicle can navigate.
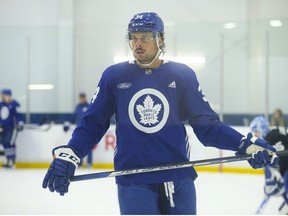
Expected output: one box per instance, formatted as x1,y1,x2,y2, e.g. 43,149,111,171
255,195,270,215
70,150,288,182
23,121,54,131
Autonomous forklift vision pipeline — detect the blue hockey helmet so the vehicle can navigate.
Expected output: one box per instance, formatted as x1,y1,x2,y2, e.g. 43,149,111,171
250,116,270,139
1,88,12,96
128,12,164,35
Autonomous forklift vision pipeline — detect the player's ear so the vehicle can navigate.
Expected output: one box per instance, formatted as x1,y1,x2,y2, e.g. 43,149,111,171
158,36,164,47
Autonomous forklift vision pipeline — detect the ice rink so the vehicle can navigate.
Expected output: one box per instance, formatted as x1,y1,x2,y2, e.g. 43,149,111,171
0,168,284,215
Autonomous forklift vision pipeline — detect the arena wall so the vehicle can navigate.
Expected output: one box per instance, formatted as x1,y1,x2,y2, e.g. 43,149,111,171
0,124,262,174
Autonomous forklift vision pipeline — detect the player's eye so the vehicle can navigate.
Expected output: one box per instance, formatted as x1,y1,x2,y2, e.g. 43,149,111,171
130,37,138,42
130,36,154,43
141,36,150,42
141,36,155,42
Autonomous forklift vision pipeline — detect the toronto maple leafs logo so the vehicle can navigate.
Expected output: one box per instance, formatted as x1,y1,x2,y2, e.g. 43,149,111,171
136,95,162,126
0,106,9,120
128,88,170,134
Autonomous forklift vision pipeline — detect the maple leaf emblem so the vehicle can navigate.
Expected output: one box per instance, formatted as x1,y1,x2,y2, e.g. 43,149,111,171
136,95,162,126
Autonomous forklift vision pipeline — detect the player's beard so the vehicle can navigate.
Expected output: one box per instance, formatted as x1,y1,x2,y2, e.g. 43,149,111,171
133,47,159,65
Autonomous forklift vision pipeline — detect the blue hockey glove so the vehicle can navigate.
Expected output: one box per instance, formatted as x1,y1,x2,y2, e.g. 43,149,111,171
63,121,71,132
238,132,279,168
264,166,285,197
42,146,81,196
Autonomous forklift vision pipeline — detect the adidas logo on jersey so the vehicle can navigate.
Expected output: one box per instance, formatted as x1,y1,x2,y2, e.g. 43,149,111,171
168,81,176,88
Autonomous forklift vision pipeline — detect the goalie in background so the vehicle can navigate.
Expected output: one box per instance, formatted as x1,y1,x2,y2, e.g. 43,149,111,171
250,115,288,214
0,89,24,168
63,92,93,168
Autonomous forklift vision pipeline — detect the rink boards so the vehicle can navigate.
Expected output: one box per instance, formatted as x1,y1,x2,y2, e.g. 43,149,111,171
0,124,262,174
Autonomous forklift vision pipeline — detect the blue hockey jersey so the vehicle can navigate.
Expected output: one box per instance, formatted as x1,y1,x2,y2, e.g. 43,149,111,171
68,60,244,184
73,102,89,126
0,100,21,129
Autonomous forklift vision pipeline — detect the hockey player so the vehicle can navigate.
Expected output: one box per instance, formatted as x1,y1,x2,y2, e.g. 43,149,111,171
63,92,90,131
271,108,286,127
0,89,23,168
42,12,279,214
63,92,92,167
250,116,288,214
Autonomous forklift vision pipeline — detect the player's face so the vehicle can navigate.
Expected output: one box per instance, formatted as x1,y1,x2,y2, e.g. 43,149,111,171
79,96,86,104
3,95,11,103
129,32,162,65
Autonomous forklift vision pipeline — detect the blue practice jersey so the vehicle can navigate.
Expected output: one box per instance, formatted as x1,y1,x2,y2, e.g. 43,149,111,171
68,60,244,184
0,100,21,129
73,102,89,126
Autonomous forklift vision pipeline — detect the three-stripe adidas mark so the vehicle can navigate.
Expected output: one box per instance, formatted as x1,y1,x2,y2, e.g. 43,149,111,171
168,81,176,88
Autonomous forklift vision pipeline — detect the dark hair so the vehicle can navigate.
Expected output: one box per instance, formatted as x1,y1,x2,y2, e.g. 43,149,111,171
159,33,166,54
271,108,286,127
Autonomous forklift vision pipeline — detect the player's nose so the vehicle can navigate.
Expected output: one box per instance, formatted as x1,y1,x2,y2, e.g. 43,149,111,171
134,44,143,51
134,39,144,47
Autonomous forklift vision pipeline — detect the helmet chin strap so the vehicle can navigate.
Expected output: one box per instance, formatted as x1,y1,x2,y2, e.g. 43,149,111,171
135,39,161,68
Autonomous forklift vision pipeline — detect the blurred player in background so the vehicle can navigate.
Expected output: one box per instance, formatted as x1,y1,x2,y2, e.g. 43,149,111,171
43,12,279,214
0,89,23,168
271,108,286,127
250,116,288,214
63,92,93,168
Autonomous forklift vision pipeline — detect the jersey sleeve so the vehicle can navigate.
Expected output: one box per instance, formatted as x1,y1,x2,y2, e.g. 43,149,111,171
68,69,116,157
179,66,243,151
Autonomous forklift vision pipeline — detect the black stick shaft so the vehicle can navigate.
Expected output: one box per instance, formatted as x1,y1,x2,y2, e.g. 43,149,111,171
70,150,288,182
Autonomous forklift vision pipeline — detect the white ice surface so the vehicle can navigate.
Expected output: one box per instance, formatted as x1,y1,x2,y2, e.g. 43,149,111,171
0,169,283,215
